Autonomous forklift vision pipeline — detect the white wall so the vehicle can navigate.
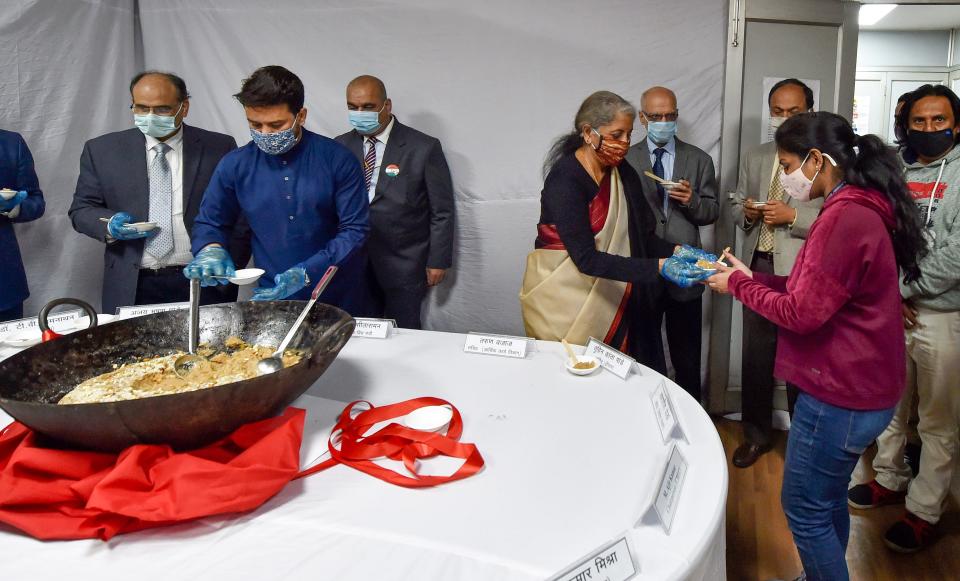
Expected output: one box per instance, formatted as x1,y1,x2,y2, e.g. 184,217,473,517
857,30,952,67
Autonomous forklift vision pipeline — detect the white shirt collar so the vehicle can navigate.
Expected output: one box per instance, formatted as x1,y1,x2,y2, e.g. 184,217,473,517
145,125,184,151
647,135,676,155
366,116,395,145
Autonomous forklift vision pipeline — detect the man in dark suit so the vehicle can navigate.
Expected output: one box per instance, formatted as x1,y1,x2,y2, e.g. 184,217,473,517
69,71,249,314
335,75,455,329
625,86,719,403
0,130,45,322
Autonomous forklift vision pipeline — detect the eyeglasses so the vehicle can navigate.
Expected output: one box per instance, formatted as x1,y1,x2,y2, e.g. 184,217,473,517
642,111,679,122
130,103,182,116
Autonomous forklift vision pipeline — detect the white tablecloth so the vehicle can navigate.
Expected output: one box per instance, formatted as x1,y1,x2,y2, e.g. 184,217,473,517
0,329,727,580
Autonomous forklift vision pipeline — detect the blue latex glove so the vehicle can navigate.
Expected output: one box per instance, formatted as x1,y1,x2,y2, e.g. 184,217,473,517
0,190,27,213
107,211,153,240
673,244,719,265
182,245,236,287
661,255,714,289
251,266,309,301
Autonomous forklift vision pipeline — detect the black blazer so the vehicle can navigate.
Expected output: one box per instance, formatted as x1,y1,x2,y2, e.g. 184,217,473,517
68,125,251,313
625,138,720,301
335,119,455,288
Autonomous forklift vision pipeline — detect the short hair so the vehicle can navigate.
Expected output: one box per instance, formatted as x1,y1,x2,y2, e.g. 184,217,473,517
234,66,304,114
347,75,387,101
129,71,189,102
768,78,814,111
896,84,960,145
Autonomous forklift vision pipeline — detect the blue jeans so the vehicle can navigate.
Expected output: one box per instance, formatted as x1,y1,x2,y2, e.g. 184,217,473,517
782,391,895,581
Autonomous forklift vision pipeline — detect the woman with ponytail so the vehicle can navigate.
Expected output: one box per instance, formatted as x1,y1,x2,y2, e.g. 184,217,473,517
706,112,926,581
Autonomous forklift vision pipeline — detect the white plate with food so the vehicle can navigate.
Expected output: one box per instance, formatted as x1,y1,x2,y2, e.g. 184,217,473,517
0,314,118,349
565,355,601,376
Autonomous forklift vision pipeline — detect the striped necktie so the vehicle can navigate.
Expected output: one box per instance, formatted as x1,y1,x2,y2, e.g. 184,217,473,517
363,137,378,194
757,168,786,253
145,142,174,260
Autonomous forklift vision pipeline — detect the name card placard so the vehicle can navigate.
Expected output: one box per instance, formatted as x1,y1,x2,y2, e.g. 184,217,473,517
584,337,635,379
463,332,531,359
0,310,83,340
548,534,639,581
645,444,688,534
650,380,685,443
115,302,190,319
352,318,394,339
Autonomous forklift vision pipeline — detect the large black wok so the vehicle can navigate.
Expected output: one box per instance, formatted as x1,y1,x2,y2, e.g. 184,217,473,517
0,301,354,452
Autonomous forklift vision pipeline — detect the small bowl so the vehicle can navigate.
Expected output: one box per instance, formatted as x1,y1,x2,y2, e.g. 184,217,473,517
128,221,158,232
565,355,600,376
403,404,453,432
0,189,18,200
662,181,682,190
228,268,266,286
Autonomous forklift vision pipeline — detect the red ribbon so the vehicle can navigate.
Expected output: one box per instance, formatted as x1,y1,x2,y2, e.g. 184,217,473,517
297,397,484,488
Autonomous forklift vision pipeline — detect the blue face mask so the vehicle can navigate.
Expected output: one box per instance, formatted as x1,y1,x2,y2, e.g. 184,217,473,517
134,104,182,138
348,105,384,135
646,121,677,146
250,117,300,155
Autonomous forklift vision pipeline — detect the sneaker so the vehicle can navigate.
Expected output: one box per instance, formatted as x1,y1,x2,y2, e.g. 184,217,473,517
884,511,937,553
847,479,906,509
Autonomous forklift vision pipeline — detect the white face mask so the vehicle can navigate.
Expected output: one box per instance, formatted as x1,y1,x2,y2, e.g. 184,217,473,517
769,116,788,131
780,151,837,202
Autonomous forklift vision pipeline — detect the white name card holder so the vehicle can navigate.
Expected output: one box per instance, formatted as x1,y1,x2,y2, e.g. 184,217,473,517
636,443,689,534
650,379,686,443
548,534,639,581
115,302,190,320
0,309,83,341
463,332,532,359
584,337,635,379
352,318,395,339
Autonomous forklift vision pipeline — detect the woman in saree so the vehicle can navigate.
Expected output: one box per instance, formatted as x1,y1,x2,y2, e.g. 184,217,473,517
520,91,706,368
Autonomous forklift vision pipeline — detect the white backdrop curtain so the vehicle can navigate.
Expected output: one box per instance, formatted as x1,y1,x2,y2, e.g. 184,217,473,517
4,0,725,338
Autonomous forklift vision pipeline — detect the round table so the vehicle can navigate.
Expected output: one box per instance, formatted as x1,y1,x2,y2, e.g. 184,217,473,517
0,329,727,580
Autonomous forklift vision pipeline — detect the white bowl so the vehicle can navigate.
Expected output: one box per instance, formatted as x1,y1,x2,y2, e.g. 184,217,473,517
128,221,158,232
0,189,18,200
228,268,265,286
565,355,601,376
0,314,117,348
403,405,454,433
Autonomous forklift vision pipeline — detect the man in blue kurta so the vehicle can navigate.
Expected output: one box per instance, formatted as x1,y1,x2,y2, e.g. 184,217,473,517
0,129,45,322
185,66,370,313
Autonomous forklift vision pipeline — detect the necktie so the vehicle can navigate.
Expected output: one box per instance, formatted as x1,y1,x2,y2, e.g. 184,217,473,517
145,142,174,260
654,147,668,216
757,168,786,253
363,137,378,194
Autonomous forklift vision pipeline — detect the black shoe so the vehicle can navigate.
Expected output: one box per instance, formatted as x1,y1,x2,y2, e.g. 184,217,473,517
733,442,770,468
884,511,937,553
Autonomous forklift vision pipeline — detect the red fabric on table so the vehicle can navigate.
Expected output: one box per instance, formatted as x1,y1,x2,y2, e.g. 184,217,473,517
0,407,305,541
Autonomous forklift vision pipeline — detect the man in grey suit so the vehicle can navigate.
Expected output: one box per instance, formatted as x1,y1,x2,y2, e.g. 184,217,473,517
625,86,719,402
730,78,822,468
69,71,250,314
335,75,455,329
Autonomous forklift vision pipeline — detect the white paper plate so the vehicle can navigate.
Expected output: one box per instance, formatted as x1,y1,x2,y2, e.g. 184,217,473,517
129,221,158,232
0,314,117,348
228,268,265,286
403,405,453,432
565,355,600,376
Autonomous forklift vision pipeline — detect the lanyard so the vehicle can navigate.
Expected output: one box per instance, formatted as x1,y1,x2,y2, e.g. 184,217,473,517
924,159,947,228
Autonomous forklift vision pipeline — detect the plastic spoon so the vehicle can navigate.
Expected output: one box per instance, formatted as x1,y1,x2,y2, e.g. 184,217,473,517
257,265,338,376
174,278,203,377
561,339,579,367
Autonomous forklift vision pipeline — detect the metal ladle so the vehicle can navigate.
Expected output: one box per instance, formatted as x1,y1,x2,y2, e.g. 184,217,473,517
174,278,203,377
257,265,338,376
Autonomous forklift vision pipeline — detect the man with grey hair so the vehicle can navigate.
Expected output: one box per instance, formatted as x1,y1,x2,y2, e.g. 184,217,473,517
335,75,455,329
625,86,719,403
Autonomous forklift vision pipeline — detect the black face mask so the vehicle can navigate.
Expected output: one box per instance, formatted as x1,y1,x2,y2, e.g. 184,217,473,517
907,128,956,159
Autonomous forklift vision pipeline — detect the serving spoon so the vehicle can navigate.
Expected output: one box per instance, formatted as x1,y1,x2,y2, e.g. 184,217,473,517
174,278,203,377
257,265,338,376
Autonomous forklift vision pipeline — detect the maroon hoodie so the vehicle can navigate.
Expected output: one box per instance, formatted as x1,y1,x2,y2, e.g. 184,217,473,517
729,185,905,410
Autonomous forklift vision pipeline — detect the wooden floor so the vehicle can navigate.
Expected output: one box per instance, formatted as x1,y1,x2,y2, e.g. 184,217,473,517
716,418,960,581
